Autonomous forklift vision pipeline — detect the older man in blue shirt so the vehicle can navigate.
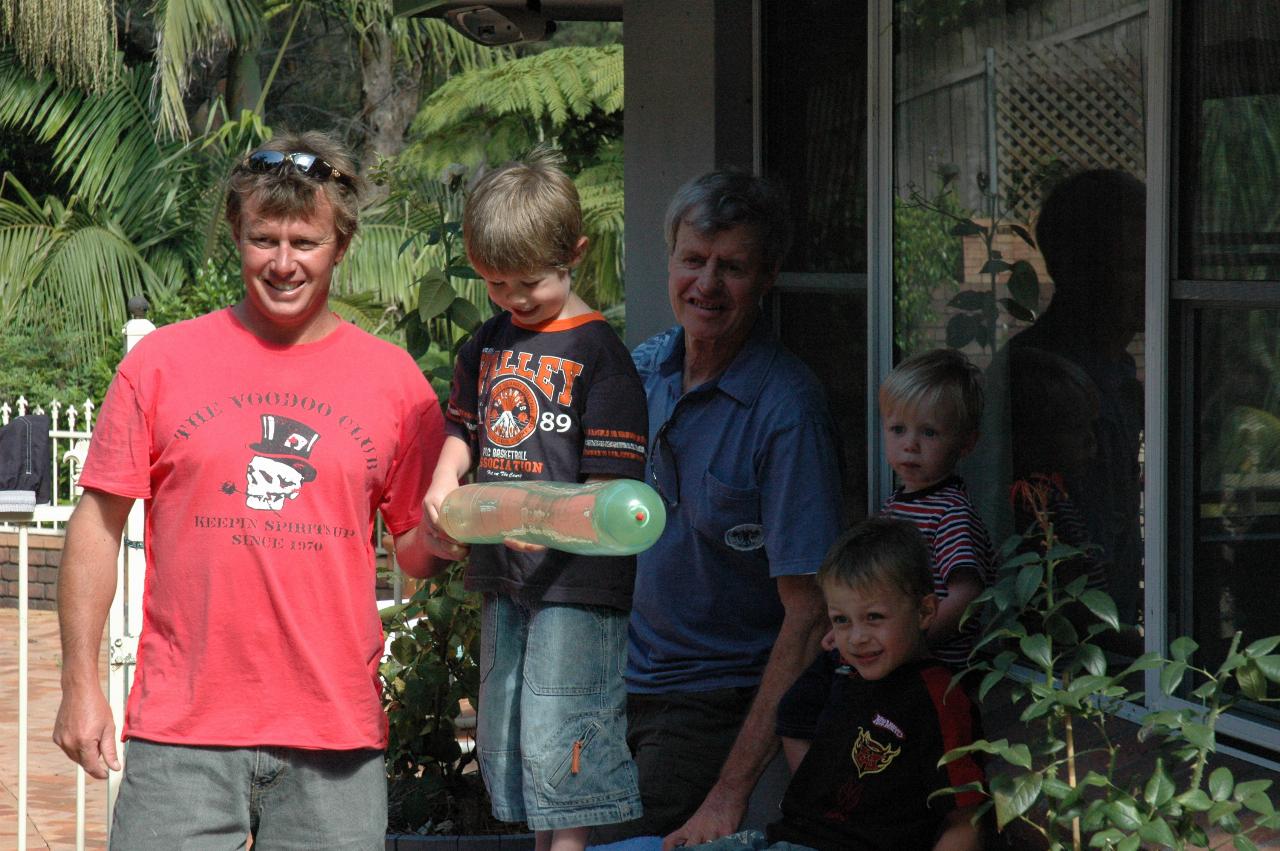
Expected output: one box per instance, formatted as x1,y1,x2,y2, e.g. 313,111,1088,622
597,171,843,851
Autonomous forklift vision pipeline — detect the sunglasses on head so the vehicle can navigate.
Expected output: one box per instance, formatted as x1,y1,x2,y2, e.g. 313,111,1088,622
244,150,354,188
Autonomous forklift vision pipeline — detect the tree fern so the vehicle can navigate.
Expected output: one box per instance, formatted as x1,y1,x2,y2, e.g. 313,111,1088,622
574,141,624,307
395,45,626,309
410,45,621,138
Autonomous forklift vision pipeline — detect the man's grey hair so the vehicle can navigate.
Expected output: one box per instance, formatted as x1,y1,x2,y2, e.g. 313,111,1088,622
663,171,793,270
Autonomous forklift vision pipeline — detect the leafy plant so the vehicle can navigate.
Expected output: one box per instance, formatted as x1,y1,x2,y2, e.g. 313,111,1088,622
379,561,501,834
940,477,1280,849
893,181,966,356
903,165,1045,353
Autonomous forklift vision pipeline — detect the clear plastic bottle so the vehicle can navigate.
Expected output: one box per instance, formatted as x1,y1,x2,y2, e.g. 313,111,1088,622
438,480,667,556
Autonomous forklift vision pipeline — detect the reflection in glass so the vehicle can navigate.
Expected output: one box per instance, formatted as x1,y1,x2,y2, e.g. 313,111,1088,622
773,291,868,521
1178,1,1280,282
761,1,866,274
893,1,1148,658
762,4,868,517
1191,309,1280,721
1175,2,1280,717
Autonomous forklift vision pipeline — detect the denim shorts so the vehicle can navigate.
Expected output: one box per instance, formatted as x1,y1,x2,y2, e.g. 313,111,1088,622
110,738,386,850
476,594,642,831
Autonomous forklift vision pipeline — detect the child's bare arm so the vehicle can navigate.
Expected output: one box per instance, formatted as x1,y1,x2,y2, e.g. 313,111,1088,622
418,434,475,553
927,568,983,648
932,805,983,850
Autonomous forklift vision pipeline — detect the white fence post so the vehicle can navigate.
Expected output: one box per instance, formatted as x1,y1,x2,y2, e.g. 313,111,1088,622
105,310,156,833
18,522,29,849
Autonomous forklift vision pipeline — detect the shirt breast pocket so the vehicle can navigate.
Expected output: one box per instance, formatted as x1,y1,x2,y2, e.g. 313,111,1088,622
692,470,764,553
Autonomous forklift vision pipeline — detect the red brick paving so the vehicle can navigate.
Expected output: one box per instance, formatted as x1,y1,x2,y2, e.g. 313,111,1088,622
1,608,109,850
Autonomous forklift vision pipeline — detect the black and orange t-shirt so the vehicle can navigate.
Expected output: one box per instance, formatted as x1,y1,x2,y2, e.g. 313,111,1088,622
445,311,648,610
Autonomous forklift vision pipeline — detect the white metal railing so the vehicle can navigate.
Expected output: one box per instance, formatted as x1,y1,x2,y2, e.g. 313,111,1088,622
0,395,95,531
5,317,137,850
7,502,76,849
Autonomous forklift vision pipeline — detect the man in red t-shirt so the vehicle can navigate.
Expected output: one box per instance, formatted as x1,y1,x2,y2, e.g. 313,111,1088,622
52,131,446,849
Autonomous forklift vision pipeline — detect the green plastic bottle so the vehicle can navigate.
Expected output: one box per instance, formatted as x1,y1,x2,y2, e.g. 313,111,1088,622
438,479,667,556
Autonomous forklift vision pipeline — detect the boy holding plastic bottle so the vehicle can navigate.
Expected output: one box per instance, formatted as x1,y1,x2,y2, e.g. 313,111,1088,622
777,348,994,767
421,149,649,851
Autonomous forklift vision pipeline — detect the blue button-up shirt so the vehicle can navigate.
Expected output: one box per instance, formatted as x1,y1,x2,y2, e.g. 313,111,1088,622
626,321,844,693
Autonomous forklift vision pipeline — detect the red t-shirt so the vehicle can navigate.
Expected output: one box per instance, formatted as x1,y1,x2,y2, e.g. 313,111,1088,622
79,309,443,750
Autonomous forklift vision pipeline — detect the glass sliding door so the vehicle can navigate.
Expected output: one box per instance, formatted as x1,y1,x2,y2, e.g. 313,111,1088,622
761,1,869,518
893,0,1150,648
1171,0,1280,724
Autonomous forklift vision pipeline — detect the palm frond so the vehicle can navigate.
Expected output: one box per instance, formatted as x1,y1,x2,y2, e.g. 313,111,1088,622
328,287,398,335
0,181,160,359
151,0,266,140
334,220,434,308
0,181,56,317
40,217,157,331
0,51,179,222
411,18,512,77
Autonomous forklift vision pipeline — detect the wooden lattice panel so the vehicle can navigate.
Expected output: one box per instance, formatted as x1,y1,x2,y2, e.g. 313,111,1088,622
996,37,1145,220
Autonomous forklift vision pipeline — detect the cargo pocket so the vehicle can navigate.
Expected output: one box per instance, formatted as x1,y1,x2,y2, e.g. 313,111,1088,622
532,711,637,808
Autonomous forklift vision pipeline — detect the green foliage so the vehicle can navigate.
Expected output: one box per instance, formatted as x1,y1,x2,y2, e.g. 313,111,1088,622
409,45,622,141
379,562,484,825
370,162,489,400
896,0,986,35
893,185,964,356
941,478,1280,849
1195,95,1280,281
896,0,1033,37
0,48,257,362
395,44,625,308
0,321,114,409
149,257,243,326
899,163,1066,353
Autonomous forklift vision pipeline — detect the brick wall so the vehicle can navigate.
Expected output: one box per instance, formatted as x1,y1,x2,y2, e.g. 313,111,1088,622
1,529,412,611
0,529,64,611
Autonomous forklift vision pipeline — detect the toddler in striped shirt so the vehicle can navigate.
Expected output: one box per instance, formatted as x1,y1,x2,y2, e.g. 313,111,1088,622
777,348,993,770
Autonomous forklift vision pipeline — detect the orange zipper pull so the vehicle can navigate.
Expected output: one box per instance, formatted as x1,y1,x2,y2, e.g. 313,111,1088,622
571,739,582,774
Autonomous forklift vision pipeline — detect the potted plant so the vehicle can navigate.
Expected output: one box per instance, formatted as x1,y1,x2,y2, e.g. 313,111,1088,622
940,476,1280,850
380,562,534,848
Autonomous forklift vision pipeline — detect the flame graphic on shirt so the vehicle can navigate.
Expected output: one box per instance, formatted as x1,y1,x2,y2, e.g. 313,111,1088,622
851,727,901,778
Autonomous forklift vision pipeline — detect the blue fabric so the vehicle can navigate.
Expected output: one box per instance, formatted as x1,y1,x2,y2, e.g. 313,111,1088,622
477,595,641,831
626,321,844,693
589,838,664,851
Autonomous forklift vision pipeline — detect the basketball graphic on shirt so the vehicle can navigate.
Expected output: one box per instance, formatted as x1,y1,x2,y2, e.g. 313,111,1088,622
485,378,538,447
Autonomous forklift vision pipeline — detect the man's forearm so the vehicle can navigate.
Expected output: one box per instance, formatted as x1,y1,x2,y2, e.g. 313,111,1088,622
58,494,129,688
392,523,444,579
714,599,827,797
